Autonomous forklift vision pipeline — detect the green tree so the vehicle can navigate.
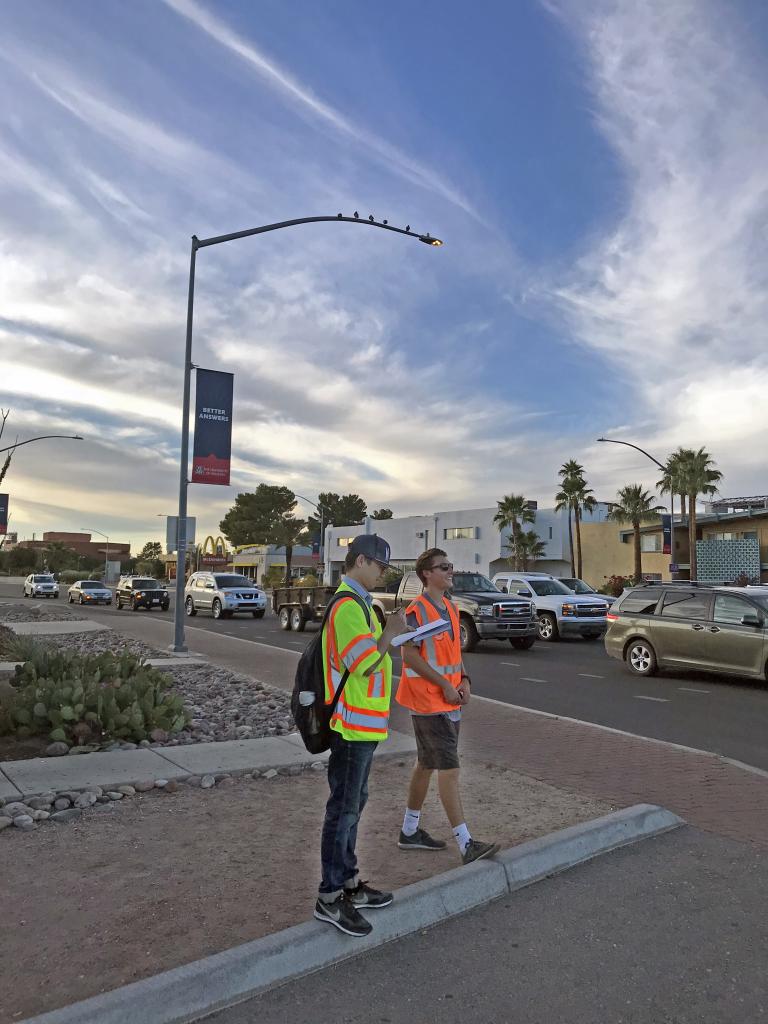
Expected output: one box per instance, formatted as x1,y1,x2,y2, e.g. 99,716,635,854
307,492,368,533
607,485,665,584
657,447,694,526
271,515,309,583
494,495,536,571
137,541,163,561
676,448,722,580
42,541,78,573
556,460,595,579
8,547,35,573
371,508,393,520
220,485,298,546
516,530,547,571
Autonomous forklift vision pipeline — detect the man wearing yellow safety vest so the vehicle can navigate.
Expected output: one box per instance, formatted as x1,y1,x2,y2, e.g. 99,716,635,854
315,534,408,937
396,548,499,865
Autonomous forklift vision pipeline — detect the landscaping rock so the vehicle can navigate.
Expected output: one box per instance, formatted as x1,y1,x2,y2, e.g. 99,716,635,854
74,793,97,809
200,774,215,789
50,808,82,824
116,785,136,796
134,781,155,793
216,776,235,787
45,742,70,757
311,762,327,771
31,809,50,821
0,816,13,832
91,802,114,814
185,776,202,787
153,779,169,789
262,769,278,780
4,802,34,818
13,815,35,830
162,780,179,794
106,792,124,801
27,796,54,810
53,798,71,811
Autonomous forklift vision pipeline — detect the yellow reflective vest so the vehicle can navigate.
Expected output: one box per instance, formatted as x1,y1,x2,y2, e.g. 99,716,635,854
322,580,392,741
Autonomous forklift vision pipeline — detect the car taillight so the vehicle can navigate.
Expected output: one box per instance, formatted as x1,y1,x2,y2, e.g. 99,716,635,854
606,613,618,622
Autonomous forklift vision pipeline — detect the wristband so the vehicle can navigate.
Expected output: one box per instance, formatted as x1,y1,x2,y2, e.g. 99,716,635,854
460,674,471,683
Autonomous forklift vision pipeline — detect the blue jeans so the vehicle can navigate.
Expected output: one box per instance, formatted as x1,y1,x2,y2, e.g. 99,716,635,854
319,731,378,896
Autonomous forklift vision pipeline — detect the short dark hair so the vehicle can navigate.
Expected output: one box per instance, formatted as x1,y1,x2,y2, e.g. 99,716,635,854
344,549,360,571
416,547,447,584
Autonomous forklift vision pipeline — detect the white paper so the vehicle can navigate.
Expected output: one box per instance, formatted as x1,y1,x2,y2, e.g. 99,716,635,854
390,618,451,648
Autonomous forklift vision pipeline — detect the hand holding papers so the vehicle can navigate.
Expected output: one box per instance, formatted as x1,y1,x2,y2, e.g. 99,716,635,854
389,617,450,648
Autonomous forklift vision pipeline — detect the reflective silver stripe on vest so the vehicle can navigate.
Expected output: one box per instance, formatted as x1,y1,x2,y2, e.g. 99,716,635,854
341,636,377,671
369,670,385,698
336,703,389,730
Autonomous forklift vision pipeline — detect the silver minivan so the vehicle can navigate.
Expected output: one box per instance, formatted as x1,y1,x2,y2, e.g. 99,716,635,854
184,572,267,620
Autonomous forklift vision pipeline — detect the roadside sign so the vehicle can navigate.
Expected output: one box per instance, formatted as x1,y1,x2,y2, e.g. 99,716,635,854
669,563,679,572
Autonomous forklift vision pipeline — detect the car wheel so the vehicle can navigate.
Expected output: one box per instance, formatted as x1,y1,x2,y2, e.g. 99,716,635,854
212,599,223,620
290,608,306,632
116,598,122,610
68,594,74,604
459,615,479,653
511,637,536,650
79,595,84,605
538,613,559,642
278,607,291,630
161,602,169,612
252,610,265,618
185,597,197,617
626,639,657,677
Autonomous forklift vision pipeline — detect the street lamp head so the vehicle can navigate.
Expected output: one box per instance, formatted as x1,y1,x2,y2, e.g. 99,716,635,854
419,234,443,246
596,437,607,442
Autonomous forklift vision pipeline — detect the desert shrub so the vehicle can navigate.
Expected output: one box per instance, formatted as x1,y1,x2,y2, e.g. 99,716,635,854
599,574,635,597
8,647,189,745
58,570,82,585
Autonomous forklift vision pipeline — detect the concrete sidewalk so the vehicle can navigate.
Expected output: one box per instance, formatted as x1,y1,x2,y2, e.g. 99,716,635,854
0,730,416,800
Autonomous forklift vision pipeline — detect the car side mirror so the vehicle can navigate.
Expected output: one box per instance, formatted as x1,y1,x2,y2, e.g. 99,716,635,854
741,612,762,627
206,582,215,589
516,588,529,597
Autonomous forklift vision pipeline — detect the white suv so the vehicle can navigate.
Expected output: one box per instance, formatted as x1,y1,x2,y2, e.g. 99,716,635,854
491,571,609,642
24,574,59,599
184,572,267,620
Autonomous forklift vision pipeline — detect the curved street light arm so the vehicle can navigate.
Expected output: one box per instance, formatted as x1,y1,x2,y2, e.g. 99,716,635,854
196,215,441,250
0,434,83,456
596,437,666,471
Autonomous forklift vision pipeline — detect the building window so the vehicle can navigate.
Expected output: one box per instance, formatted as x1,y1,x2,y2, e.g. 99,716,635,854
640,535,662,552
443,527,477,540
337,537,355,547
548,527,553,540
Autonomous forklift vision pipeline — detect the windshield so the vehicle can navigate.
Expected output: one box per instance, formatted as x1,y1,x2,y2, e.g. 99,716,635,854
81,581,104,589
450,573,499,594
34,575,54,582
752,595,768,613
133,579,159,589
214,575,255,589
560,578,596,594
530,579,572,597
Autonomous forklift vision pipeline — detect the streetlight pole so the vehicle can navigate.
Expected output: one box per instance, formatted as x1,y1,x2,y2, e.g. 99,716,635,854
0,434,83,456
172,214,443,652
82,527,109,583
596,437,676,579
295,494,327,581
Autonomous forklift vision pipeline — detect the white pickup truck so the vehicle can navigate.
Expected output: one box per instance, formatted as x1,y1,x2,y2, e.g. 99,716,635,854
491,571,609,642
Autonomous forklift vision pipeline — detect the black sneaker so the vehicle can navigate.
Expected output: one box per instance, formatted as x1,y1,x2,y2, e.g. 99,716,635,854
314,893,372,937
345,880,393,909
398,827,447,851
462,839,500,866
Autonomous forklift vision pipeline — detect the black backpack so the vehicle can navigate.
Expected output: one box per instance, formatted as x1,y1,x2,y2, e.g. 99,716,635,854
291,590,371,754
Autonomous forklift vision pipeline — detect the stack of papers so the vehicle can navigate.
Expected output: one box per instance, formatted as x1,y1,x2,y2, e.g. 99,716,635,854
390,618,450,648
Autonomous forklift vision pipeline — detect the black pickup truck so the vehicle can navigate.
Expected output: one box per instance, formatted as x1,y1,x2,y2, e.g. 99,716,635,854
371,571,538,652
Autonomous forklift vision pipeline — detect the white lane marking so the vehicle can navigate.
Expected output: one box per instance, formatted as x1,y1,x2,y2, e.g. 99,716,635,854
634,695,670,703
678,687,711,694
183,624,301,656
578,673,604,679
500,661,520,667
519,677,548,683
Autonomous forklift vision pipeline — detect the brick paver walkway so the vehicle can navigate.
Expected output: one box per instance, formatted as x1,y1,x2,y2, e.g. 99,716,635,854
389,698,768,846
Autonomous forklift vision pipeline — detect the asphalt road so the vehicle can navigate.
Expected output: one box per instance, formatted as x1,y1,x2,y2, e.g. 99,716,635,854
206,827,768,1024
5,582,768,770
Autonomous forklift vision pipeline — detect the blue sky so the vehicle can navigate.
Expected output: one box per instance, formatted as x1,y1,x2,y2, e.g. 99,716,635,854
2,0,768,550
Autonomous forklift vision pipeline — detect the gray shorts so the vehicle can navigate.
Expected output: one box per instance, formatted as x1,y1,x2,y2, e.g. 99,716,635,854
411,714,460,770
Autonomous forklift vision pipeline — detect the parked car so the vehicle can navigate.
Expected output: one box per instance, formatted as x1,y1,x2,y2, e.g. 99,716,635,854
371,570,538,652
23,574,59,599
185,572,267,620
115,576,169,612
605,582,768,680
491,571,609,642
558,577,598,595
68,580,112,605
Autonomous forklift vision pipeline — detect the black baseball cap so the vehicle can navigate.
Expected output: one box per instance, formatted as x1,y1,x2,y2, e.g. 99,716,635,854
348,534,391,566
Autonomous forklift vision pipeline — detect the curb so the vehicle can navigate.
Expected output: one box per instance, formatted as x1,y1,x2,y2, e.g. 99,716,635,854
20,803,684,1024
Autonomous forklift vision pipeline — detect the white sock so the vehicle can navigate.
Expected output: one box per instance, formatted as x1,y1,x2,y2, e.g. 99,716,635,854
453,823,471,853
402,808,421,836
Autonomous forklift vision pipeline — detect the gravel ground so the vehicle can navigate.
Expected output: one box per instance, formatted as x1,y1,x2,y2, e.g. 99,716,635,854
0,605,293,758
0,601,88,622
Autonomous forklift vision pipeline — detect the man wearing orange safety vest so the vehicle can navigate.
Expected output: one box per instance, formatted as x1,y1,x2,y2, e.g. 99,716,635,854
315,534,409,937
397,548,499,864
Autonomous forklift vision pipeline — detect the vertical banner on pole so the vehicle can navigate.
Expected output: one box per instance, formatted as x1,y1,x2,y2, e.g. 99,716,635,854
661,514,671,555
0,494,8,535
192,369,234,485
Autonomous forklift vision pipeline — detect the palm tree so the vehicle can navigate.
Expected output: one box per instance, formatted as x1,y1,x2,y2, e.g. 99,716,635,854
676,448,722,580
608,485,666,584
556,460,586,576
494,495,535,571
270,515,308,583
657,447,693,531
516,530,547,571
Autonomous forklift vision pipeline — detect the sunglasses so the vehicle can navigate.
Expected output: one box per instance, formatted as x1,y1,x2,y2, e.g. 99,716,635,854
428,562,454,572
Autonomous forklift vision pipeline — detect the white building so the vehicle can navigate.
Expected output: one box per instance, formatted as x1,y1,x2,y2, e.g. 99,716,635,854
323,503,611,584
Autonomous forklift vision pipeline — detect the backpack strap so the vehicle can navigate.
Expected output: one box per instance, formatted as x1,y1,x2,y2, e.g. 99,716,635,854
322,591,373,715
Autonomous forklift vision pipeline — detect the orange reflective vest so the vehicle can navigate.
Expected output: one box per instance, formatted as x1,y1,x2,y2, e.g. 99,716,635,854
396,593,462,714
